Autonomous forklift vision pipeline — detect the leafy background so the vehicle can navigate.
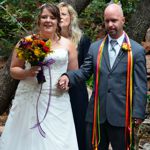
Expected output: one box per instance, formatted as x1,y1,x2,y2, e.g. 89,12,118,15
0,0,140,58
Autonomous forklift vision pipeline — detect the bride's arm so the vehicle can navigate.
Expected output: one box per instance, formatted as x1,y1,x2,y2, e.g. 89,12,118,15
57,38,78,90
10,49,40,80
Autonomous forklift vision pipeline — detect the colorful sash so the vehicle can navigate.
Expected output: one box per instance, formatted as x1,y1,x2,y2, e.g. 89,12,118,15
92,32,133,150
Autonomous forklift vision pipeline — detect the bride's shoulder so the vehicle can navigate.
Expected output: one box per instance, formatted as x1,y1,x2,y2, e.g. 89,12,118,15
60,36,71,44
59,36,76,50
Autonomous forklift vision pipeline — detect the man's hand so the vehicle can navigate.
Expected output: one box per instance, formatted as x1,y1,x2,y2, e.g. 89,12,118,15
57,75,70,91
133,118,143,127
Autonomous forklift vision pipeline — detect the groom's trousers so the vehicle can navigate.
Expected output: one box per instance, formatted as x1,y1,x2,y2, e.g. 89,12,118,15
85,120,125,150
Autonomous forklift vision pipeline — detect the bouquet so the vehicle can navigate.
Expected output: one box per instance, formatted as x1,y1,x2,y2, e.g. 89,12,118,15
16,34,54,84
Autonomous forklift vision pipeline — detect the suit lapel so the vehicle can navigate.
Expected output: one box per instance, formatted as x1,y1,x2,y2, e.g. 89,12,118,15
103,38,111,71
111,48,126,71
102,37,127,72
111,37,127,71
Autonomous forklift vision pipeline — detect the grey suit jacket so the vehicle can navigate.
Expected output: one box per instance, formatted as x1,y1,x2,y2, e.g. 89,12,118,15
67,37,147,127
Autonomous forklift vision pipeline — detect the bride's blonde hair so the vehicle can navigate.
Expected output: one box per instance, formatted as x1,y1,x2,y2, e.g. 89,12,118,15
58,2,82,46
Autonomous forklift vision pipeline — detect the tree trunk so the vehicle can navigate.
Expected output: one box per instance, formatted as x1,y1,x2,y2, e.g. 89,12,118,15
126,0,150,43
0,55,19,115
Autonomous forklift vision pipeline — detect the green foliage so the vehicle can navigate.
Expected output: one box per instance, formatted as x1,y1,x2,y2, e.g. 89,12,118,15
147,94,150,102
79,0,140,41
122,0,140,22
0,0,141,89
0,38,14,56
86,75,94,89
0,0,140,58
0,0,57,58
79,0,106,40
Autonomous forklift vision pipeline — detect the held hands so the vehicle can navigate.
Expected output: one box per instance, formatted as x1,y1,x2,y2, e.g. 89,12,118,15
133,118,143,127
57,75,70,91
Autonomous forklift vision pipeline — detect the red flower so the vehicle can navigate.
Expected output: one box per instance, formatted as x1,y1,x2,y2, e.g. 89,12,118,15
43,46,49,53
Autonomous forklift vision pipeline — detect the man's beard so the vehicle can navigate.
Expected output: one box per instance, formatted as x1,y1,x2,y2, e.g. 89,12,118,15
108,29,117,37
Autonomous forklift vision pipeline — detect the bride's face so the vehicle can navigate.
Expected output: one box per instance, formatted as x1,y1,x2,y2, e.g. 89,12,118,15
39,8,58,35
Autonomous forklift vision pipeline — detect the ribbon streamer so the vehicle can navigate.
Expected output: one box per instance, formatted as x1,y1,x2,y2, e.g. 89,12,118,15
92,33,133,150
31,59,55,137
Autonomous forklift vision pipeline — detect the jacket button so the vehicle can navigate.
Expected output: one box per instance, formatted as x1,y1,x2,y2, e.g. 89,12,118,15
108,89,111,93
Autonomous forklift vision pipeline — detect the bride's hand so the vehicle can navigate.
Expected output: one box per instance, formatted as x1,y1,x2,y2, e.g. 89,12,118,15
57,75,69,91
27,66,41,77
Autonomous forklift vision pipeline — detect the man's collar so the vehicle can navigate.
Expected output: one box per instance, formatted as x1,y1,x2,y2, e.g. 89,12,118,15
108,33,125,46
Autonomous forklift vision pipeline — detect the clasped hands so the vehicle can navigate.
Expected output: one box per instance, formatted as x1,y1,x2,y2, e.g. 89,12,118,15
133,118,143,127
57,75,70,91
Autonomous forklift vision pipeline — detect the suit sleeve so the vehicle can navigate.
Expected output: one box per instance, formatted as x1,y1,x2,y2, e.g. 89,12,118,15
132,47,147,120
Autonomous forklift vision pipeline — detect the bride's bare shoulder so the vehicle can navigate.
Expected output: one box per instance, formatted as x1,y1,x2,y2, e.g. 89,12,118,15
59,36,75,50
60,36,73,45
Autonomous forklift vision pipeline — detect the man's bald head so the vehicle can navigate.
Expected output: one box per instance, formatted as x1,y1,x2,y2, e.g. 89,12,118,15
103,3,125,39
104,4,124,17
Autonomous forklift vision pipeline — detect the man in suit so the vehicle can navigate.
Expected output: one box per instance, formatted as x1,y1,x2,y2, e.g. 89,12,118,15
58,3,147,150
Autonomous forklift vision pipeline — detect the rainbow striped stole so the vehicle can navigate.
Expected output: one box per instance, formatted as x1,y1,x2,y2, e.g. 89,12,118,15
92,33,134,150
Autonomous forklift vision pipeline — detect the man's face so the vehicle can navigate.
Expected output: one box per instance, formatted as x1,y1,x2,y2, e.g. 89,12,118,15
104,8,125,39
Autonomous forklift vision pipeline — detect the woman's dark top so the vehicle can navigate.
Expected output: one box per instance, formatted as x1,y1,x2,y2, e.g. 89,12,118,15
69,35,91,150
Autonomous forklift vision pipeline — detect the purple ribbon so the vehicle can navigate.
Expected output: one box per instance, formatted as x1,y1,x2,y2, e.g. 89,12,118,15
31,58,55,137
36,59,55,84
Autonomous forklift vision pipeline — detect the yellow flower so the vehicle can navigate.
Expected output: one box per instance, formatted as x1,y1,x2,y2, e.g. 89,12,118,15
34,49,41,56
17,51,24,59
25,37,33,42
122,43,131,51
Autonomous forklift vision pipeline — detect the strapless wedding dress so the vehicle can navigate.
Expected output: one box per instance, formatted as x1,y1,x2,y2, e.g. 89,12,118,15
0,49,78,150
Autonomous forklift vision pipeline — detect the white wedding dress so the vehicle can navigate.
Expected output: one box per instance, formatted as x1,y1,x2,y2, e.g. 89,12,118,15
0,49,78,150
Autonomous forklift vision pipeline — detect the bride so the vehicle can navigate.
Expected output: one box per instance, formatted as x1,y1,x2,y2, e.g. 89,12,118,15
0,3,79,150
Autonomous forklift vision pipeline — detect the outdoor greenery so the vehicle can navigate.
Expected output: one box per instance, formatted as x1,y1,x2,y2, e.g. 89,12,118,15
147,94,150,102
0,0,141,89
80,0,140,40
0,0,140,58
0,0,57,57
